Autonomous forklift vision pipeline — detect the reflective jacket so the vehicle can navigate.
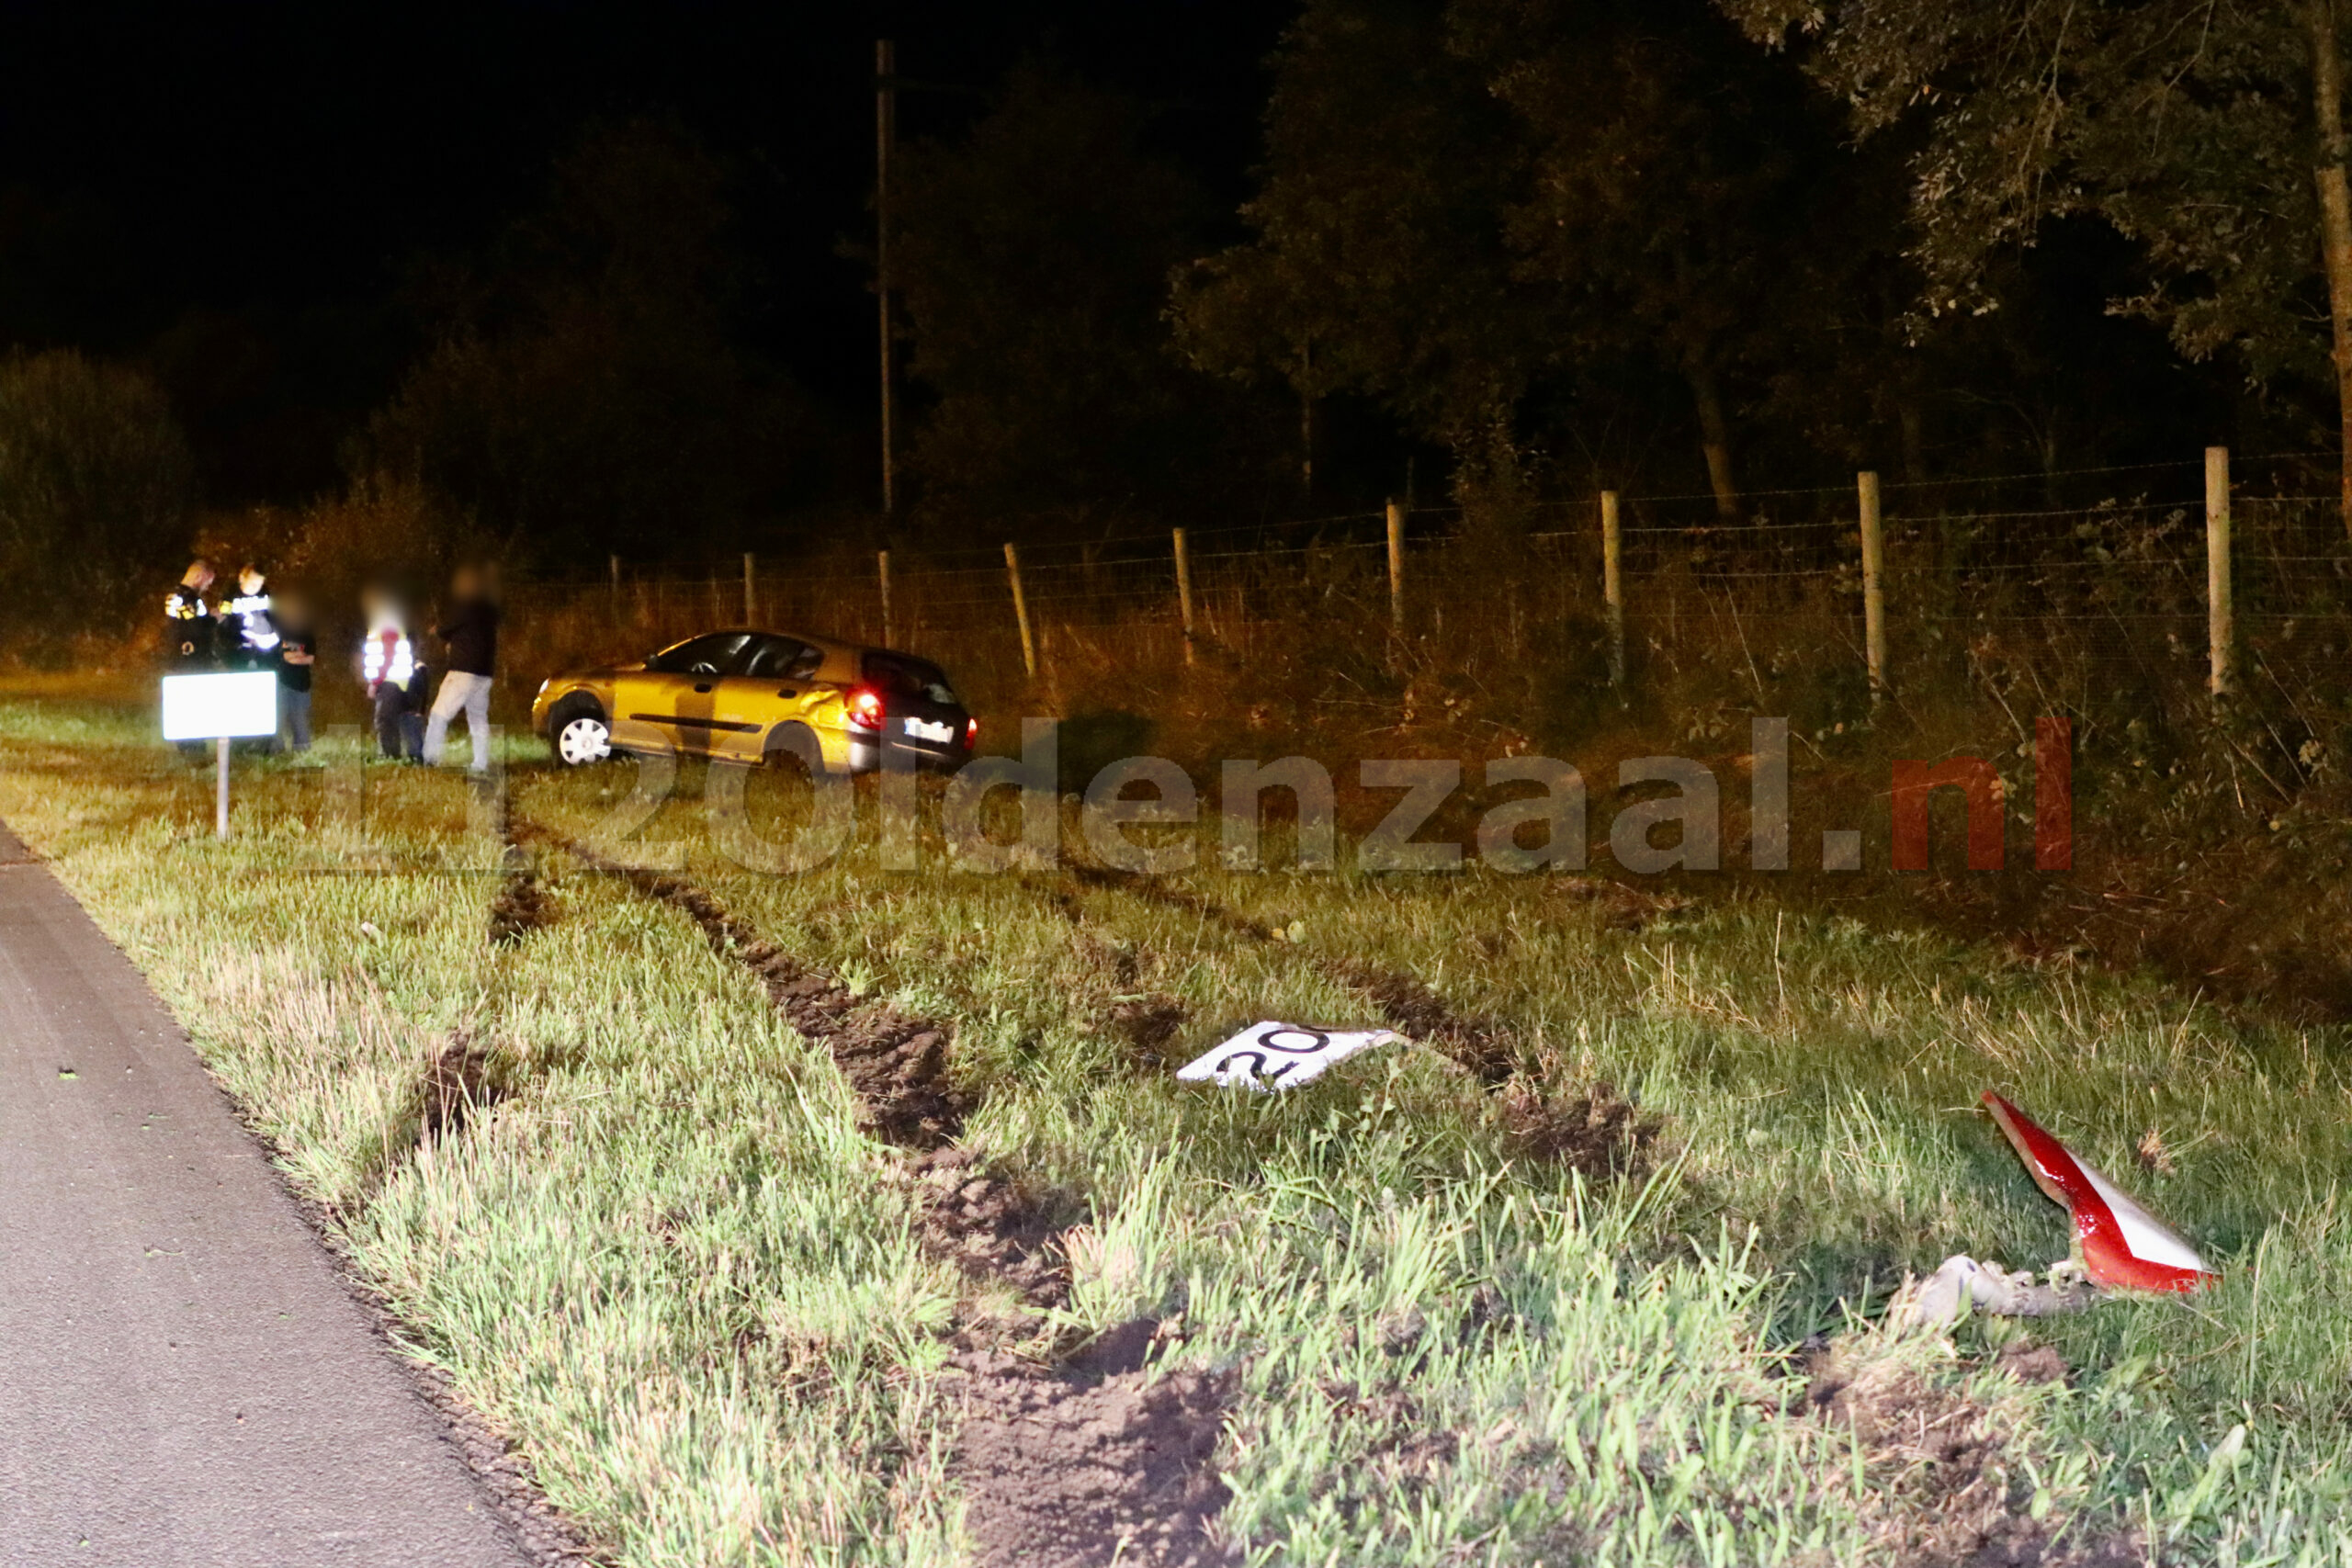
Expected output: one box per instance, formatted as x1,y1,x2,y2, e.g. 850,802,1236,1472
220,590,280,668
363,621,417,694
164,585,216,670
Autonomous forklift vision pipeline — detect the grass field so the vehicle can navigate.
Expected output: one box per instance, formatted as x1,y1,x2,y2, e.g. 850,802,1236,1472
5,689,2350,1566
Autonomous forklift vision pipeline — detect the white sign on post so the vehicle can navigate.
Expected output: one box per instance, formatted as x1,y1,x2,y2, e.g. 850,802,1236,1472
1175,1021,1402,1092
161,671,277,839
161,671,279,741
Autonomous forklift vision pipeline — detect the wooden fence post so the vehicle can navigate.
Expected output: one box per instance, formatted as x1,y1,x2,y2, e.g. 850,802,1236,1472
1858,470,1887,705
742,552,756,624
1600,491,1624,685
1172,526,1195,665
1004,542,1037,679
878,548,894,648
2207,445,2233,699
1386,498,1406,637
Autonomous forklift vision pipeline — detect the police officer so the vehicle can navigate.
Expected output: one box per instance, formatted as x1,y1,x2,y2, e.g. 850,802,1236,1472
164,559,218,671
220,563,281,670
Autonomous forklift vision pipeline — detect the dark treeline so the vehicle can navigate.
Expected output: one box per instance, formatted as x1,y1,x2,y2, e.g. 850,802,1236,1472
4,0,2349,612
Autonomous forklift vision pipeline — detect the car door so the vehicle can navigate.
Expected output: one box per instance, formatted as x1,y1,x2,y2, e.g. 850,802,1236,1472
612,632,749,755
709,635,824,761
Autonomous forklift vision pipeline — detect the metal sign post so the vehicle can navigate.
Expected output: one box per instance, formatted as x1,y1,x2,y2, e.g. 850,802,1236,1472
161,671,279,840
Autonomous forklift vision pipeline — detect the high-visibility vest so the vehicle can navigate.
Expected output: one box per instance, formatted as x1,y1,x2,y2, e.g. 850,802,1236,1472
363,624,415,689
224,592,280,655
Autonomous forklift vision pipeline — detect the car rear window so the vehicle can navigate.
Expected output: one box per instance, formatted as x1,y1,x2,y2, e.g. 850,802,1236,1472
863,651,959,705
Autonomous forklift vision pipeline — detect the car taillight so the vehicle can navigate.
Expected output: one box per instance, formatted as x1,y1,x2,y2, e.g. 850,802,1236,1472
966,716,978,746
847,687,885,728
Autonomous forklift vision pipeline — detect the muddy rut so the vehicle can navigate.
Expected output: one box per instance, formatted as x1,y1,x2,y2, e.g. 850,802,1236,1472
521,825,1236,1567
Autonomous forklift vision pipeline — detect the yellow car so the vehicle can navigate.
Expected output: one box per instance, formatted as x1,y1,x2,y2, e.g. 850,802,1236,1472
531,628,976,773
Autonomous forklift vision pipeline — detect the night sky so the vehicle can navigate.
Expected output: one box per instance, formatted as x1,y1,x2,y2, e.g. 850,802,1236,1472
0,1,1289,502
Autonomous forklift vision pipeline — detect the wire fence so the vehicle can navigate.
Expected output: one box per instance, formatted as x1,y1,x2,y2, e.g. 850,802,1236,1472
500,448,2352,707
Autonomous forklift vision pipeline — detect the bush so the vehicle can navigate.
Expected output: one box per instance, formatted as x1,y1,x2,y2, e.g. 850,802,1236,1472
0,349,193,638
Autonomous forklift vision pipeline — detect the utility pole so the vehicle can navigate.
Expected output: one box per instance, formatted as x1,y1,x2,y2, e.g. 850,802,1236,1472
876,39,898,520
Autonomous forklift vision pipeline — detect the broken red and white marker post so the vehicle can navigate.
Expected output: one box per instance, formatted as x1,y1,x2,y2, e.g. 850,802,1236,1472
1897,1094,2216,1331
1982,1092,2218,1293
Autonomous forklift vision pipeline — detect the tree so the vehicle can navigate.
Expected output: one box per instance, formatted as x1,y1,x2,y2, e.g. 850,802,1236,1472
890,64,1272,531
1454,0,1862,518
1172,0,1535,491
0,349,192,630
1720,0,2352,532
1178,0,1883,517
364,120,820,564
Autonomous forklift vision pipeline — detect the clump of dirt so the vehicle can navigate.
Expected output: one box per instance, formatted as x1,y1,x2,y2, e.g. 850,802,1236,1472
1804,1337,2135,1567
952,1320,1234,1568
900,1146,1083,1311
417,1033,514,1146
1109,994,1190,1061
487,870,556,945
1497,1078,1663,1178
1992,1341,2070,1387
1331,960,1517,1083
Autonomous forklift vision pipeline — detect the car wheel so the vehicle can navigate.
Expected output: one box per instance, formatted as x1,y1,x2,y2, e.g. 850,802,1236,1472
549,699,613,766
763,721,830,775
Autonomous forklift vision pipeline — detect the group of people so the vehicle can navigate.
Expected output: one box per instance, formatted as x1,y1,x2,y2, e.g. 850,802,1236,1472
164,558,502,773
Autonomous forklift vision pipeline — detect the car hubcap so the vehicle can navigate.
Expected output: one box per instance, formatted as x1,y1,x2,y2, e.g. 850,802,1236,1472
558,716,610,764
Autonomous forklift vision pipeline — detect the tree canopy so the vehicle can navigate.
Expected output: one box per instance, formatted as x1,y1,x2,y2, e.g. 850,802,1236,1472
890,65,1279,535
363,120,823,565
1718,0,2352,522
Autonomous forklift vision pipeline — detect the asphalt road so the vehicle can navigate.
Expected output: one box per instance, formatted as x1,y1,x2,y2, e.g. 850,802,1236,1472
0,821,530,1568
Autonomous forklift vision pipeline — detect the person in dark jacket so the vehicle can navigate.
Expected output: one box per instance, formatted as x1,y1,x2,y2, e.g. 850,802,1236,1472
271,588,317,755
164,559,218,671
423,563,502,773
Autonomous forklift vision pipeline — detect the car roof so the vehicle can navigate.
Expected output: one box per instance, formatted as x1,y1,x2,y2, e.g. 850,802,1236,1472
690,627,952,663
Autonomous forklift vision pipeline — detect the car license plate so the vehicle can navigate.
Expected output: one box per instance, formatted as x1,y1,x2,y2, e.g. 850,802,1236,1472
904,717,955,743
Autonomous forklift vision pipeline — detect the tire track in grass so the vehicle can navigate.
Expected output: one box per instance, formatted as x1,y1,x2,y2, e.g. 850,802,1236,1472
1062,863,1663,1179
487,870,556,945
515,821,1238,1568
1041,880,1192,1068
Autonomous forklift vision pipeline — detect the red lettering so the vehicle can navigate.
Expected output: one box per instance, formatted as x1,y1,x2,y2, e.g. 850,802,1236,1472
2035,717,2073,871
1892,756,2004,872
